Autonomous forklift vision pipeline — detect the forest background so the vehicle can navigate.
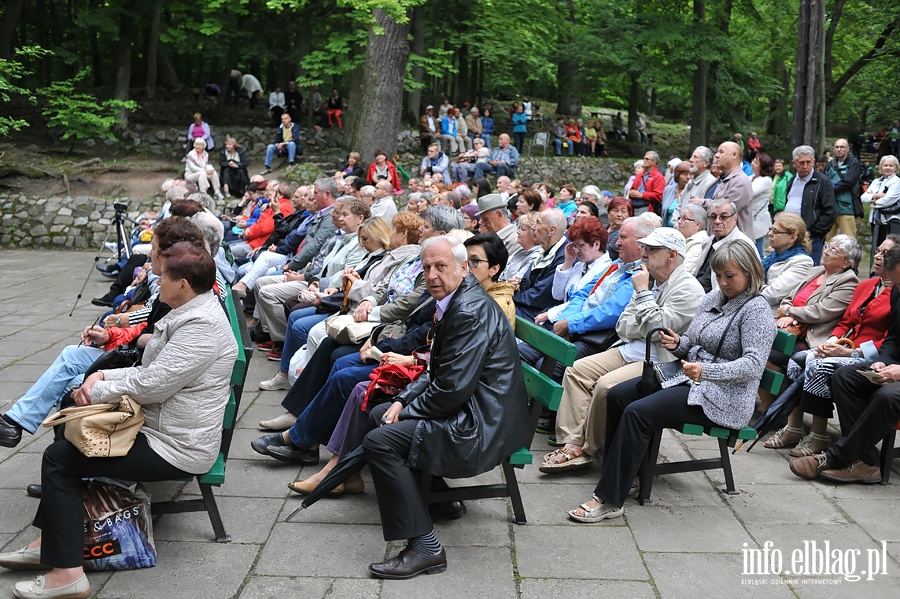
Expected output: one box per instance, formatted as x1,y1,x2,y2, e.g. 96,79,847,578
1,0,898,159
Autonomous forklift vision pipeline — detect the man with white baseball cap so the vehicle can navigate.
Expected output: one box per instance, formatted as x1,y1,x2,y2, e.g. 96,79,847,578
542,226,704,473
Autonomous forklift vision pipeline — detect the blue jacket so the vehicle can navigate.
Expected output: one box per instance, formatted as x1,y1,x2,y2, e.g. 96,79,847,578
558,264,637,334
482,116,495,135
272,123,302,146
513,242,567,321
489,145,519,167
441,116,457,137
512,112,528,133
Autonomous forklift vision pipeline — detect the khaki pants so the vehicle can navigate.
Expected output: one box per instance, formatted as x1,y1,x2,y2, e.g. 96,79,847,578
255,276,307,341
556,348,644,456
826,215,856,240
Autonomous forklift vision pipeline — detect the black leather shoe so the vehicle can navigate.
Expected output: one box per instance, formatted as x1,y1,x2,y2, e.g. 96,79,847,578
91,297,114,307
0,415,23,448
369,546,447,579
250,433,319,465
25,484,41,499
100,269,121,279
95,263,117,274
429,501,467,522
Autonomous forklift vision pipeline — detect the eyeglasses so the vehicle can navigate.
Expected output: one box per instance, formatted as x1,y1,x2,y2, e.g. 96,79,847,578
677,216,696,223
466,257,487,268
768,227,791,235
823,245,846,258
571,241,590,250
709,213,735,222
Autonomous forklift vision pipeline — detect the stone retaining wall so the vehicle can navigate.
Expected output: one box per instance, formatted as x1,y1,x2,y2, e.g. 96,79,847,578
0,156,628,249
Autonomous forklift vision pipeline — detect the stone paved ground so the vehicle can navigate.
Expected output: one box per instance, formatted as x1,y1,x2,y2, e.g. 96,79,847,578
0,250,898,599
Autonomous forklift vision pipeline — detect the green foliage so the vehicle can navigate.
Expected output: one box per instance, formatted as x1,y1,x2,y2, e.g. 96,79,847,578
40,70,138,140
0,46,50,136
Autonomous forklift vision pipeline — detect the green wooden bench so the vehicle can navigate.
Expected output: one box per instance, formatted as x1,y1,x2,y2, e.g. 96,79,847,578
151,289,253,542
636,329,796,504
418,316,577,524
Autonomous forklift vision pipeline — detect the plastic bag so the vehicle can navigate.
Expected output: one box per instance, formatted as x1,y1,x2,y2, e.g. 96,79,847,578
82,480,156,571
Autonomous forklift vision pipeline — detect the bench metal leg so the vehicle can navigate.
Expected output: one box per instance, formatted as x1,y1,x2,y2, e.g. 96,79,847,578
199,482,231,543
637,429,664,505
502,462,527,524
880,429,898,485
718,438,739,495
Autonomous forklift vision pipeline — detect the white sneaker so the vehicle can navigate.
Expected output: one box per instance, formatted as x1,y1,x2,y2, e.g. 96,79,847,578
259,373,290,391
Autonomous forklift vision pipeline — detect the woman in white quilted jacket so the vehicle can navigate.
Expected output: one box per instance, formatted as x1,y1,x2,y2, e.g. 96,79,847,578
0,242,237,599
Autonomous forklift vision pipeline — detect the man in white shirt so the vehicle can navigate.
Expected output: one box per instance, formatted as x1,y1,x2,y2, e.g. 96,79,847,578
371,181,399,220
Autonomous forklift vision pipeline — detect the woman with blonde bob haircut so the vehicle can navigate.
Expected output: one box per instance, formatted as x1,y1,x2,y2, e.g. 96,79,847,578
761,212,814,312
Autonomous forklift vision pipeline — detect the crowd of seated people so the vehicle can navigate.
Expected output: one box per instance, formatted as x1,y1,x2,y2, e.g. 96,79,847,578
6,136,900,589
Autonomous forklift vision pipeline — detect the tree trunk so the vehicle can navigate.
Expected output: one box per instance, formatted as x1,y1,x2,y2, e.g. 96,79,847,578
767,58,790,138
145,0,162,99
689,0,707,149
405,5,425,126
157,44,181,92
555,0,581,117
823,0,846,93
457,44,469,105
348,9,411,157
792,0,824,147
90,30,103,87
114,10,135,126
0,0,25,59
628,73,640,142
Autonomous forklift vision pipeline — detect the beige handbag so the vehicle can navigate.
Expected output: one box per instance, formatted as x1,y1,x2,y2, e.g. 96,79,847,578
42,395,144,457
324,313,379,345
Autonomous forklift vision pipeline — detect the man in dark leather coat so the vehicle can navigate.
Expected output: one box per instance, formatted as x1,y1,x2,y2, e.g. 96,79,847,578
363,235,528,580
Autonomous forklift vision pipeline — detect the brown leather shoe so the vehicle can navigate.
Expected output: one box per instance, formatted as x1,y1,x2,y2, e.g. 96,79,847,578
789,454,832,480
368,546,447,579
820,461,882,484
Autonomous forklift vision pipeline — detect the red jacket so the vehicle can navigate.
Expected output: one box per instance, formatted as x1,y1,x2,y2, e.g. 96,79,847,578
631,168,665,212
831,277,892,347
244,196,295,249
366,161,402,193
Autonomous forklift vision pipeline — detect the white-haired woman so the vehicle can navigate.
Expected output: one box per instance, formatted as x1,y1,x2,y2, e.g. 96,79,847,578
863,154,900,247
184,138,223,201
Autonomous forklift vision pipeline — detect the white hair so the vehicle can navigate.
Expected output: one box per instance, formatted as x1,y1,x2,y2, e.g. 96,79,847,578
421,234,467,266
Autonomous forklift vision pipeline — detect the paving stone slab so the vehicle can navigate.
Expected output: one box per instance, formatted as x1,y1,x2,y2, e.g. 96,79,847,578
644,552,797,599
838,498,900,542
520,578,656,599
152,496,283,545
628,505,754,552
96,541,258,599
255,522,385,578
514,525,646,580
236,576,333,599
0,489,40,535
380,545,517,599
726,483,847,526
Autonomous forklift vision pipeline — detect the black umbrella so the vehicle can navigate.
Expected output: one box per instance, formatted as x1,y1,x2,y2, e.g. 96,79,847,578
636,327,670,397
870,208,881,272
285,444,367,521
734,380,803,453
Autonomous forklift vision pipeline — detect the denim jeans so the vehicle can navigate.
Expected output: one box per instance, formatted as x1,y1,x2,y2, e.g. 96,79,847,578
6,345,104,433
265,141,297,167
810,235,824,266
554,138,573,156
279,307,330,373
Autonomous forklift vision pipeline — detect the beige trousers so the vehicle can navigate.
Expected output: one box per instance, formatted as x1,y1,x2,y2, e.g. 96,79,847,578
826,215,857,240
557,348,644,456
255,276,307,341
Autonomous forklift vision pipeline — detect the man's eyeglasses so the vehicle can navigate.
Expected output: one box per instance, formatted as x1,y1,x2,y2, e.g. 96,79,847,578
709,213,735,222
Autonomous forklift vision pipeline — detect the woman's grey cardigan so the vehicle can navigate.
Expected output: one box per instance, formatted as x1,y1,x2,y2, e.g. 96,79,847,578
668,290,776,430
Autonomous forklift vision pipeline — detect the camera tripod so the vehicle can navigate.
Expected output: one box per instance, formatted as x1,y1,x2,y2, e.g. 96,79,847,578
70,204,138,316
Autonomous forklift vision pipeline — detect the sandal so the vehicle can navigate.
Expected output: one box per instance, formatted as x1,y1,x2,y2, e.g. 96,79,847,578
539,448,592,473
764,425,804,449
789,432,830,457
567,495,625,523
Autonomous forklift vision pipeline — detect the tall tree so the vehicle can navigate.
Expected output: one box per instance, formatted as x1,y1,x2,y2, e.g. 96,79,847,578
347,8,411,158
791,0,824,147
689,0,708,149
0,0,26,59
